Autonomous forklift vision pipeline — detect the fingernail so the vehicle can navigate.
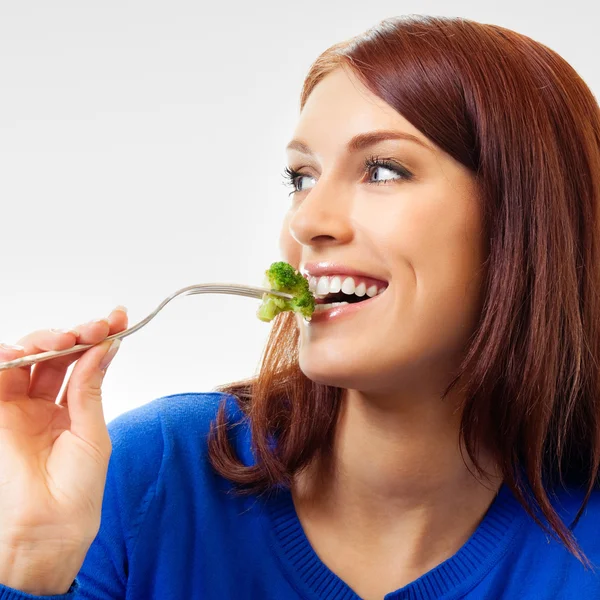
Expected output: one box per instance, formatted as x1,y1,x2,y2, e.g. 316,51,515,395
87,318,110,326
0,343,25,351
99,339,121,371
114,305,128,315
50,328,79,336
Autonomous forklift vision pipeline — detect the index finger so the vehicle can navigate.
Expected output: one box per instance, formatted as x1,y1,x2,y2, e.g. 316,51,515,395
33,309,128,404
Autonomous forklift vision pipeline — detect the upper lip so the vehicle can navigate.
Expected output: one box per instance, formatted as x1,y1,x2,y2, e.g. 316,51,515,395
300,262,389,284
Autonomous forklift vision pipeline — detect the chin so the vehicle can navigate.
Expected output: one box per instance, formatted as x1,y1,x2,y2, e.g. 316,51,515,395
297,334,444,395
298,345,382,391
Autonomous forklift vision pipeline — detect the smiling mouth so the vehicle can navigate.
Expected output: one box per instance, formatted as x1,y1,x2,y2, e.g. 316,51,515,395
307,274,388,308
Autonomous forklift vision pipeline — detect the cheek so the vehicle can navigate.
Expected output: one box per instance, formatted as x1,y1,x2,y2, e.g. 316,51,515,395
279,212,302,268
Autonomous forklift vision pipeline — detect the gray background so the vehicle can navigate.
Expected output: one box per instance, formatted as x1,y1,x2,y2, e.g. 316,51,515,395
0,1,596,422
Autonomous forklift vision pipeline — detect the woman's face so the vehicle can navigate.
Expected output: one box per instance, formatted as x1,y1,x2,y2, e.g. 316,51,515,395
280,68,485,394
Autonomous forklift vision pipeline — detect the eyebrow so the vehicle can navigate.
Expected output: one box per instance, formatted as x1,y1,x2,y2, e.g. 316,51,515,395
285,130,434,155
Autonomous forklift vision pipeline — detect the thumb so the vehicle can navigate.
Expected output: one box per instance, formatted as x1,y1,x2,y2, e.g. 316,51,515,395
66,338,121,447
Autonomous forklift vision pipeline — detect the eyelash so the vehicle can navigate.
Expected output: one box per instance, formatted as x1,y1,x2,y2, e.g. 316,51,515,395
282,156,413,195
365,155,414,184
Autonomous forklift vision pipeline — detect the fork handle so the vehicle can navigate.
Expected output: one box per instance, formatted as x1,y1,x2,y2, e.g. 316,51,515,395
0,331,129,371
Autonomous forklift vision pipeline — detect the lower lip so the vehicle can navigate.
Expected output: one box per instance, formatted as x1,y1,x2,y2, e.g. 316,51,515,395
308,291,385,323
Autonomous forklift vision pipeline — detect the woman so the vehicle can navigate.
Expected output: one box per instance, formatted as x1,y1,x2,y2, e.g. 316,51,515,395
0,14,598,600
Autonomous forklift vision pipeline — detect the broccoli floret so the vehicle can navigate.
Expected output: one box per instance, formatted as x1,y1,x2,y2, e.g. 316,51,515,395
257,261,316,322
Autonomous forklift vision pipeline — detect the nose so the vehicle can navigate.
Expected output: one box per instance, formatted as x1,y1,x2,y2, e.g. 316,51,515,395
288,177,354,247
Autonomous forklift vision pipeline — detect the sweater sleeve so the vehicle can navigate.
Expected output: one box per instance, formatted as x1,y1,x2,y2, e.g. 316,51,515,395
0,398,166,600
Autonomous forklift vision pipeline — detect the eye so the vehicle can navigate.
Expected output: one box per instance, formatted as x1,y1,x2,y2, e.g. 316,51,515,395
283,167,317,194
294,174,317,192
370,165,401,182
365,156,413,185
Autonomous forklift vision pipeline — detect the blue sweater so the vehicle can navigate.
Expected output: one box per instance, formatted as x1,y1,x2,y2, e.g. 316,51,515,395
1,392,599,600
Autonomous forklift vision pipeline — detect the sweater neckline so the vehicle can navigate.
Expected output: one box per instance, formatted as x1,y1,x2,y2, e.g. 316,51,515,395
266,483,525,600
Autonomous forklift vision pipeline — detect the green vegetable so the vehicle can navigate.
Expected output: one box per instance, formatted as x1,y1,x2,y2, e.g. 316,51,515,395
257,261,316,322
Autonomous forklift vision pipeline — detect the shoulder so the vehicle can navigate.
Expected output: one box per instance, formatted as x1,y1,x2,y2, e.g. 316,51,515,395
550,485,600,559
105,391,250,498
106,391,248,471
107,391,242,440
552,484,600,521
100,392,250,538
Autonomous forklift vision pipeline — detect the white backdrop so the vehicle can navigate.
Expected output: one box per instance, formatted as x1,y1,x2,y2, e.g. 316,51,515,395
0,0,596,423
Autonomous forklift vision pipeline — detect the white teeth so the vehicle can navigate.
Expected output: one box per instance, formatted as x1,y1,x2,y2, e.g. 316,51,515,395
329,276,342,294
354,282,366,297
341,277,356,295
316,276,330,296
308,274,386,298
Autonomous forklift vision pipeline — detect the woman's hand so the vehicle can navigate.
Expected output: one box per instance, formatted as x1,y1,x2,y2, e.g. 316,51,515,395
0,307,128,595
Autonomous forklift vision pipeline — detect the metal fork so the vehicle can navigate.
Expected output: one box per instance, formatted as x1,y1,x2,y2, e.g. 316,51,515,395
0,284,293,371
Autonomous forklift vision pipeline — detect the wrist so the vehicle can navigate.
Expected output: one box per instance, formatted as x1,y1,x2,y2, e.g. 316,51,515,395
0,545,81,595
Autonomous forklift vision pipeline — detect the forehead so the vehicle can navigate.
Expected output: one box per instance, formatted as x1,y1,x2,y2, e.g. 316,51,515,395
293,68,426,146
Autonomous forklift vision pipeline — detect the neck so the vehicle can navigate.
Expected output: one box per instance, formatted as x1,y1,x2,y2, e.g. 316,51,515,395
293,386,502,592
301,386,501,501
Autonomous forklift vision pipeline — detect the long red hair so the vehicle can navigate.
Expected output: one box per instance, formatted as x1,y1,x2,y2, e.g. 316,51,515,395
210,15,600,562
